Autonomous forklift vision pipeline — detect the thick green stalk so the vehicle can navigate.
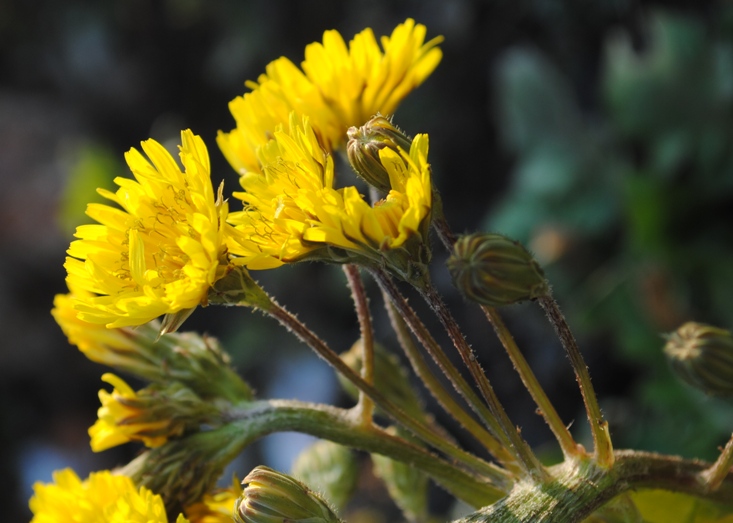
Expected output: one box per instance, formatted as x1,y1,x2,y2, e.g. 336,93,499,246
457,450,733,523
225,399,506,507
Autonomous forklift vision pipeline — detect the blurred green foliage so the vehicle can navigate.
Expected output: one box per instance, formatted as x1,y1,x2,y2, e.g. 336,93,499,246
488,9,733,459
58,143,121,234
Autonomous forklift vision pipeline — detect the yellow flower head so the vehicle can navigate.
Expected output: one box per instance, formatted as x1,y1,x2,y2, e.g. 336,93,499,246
29,468,189,523
217,18,442,175
89,373,171,452
227,114,432,279
52,289,147,365
185,477,240,523
65,130,229,328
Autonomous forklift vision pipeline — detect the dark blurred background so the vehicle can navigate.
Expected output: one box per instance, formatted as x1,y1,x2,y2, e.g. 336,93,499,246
3,0,733,521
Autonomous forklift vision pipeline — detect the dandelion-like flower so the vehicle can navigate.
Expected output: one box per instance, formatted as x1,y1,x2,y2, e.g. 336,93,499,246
65,130,230,328
29,468,189,523
227,114,432,279
217,19,442,175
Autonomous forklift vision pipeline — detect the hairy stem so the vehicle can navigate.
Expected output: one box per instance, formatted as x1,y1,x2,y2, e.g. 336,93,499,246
223,399,505,507
373,268,520,470
481,305,580,459
457,450,733,523
418,279,549,482
263,300,510,485
700,433,733,491
383,294,513,463
538,295,614,468
343,264,375,425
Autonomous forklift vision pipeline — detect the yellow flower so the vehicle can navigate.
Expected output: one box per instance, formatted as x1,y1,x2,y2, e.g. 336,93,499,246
185,478,240,523
217,18,442,175
89,373,171,452
29,468,189,523
65,130,230,328
52,290,150,366
227,114,432,279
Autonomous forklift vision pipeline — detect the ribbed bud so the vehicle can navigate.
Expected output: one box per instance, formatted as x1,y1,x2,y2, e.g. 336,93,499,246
664,322,733,397
371,427,429,522
347,115,412,193
291,440,357,510
235,466,342,523
447,233,549,307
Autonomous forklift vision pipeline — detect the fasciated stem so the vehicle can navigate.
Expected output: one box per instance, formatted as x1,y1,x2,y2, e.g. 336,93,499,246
383,294,517,467
224,398,507,507
481,305,580,459
263,299,510,485
538,295,614,468
417,279,549,483
343,264,375,425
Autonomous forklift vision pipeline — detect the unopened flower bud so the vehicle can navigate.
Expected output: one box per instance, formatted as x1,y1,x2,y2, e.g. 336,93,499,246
235,466,342,523
291,440,357,511
347,115,412,193
664,322,733,397
447,233,549,307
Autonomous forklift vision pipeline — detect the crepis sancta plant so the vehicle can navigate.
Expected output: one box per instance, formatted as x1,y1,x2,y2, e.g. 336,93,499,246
31,17,733,523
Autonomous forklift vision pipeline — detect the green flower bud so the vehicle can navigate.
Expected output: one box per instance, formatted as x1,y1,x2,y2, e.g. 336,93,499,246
291,440,357,511
447,233,549,307
347,115,413,193
371,427,429,522
235,466,342,523
664,322,733,397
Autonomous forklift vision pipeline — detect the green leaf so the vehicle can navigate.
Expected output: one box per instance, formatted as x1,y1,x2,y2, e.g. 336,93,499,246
629,489,733,523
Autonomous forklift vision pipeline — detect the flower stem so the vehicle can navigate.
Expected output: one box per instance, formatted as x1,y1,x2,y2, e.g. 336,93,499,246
373,269,519,465
700,432,733,491
343,264,375,426
382,292,517,467
481,305,581,459
537,295,614,468
263,299,509,484
417,279,549,482
224,398,507,507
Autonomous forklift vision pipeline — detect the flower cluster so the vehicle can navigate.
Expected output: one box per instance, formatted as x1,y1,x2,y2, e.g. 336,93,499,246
217,18,442,174
42,17,443,523
30,469,189,523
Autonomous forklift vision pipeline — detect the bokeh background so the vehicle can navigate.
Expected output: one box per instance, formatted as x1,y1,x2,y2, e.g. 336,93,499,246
3,0,733,521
